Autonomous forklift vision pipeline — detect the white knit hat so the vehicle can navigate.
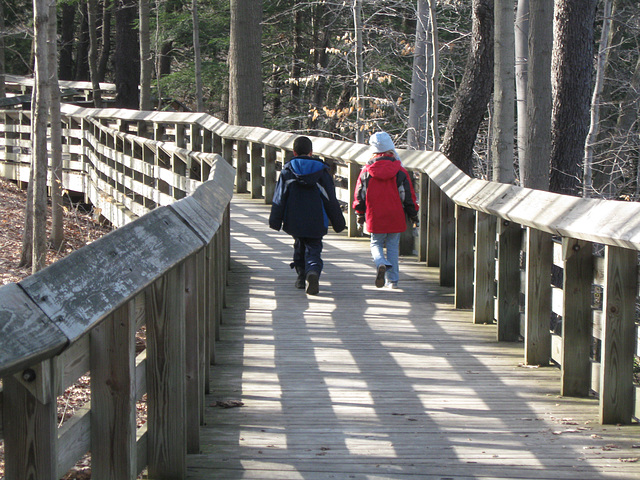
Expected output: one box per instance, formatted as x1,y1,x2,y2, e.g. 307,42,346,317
369,131,397,154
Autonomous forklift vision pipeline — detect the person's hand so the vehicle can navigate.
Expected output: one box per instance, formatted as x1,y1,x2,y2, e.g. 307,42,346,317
411,216,419,227
356,214,365,225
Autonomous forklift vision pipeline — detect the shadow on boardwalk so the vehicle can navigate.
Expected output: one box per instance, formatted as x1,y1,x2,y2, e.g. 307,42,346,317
187,194,639,480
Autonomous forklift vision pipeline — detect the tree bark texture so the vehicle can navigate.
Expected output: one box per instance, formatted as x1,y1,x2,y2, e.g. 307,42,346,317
441,0,494,176
98,0,113,82
228,0,264,126
59,3,76,81
49,0,64,251
0,0,5,98
492,0,515,183
139,0,152,110
515,0,529,174
550,0,597,196
521,0,553,190
88,0,103,107
74,3,90,81
115,0,140,109
408,0,428,150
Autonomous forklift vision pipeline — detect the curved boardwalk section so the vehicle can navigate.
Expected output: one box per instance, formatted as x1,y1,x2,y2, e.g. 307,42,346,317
187,195,639,480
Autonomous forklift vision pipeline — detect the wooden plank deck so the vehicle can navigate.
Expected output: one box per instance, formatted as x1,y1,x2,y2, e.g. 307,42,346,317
187,194,640,480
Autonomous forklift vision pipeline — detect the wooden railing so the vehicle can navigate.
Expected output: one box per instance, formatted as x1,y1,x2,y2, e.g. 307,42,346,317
0,99,638,477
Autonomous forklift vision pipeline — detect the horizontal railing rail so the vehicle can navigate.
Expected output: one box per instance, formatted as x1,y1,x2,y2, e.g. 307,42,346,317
0,98,638,476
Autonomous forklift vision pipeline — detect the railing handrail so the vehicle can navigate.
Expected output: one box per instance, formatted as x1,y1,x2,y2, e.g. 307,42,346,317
56,103,640,251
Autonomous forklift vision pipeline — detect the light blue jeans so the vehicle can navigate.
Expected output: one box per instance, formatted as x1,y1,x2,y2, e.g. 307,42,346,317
370,232,400,284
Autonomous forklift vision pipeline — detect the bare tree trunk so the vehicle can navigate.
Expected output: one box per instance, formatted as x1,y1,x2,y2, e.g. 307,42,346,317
59,2,75,81
0,0,5,98
115,0,140,109
139,0,152,110
408,0,428,150
352,0,364,143
584,0,613,197
550,0,597,196
309,2,330,133
521,0,552,190
32,0,50,272
515,0,529,179
88,0,103,107
74,3,90,81
290,8,303,131
427,0,440,150
98,0,113,82
441,0,494,176
491,0,515,183
228,0,263,126
49,0,64,252
192,0,204,111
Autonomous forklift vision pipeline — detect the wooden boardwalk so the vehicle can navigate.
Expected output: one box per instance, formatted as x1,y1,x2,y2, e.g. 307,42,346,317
187,195,640,480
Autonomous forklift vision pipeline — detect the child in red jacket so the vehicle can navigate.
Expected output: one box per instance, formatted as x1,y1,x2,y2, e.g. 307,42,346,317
353,132,418,289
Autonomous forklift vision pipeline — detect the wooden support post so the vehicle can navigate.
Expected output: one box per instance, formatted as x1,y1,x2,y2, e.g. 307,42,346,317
473,212,496,324
90,301,137,479
426,179,440,267
206,239,217,366
264,145,277,204
184,254,201,454
176,123,186,149
496,220,521,341
146,265,187,479
455,205,475,309
524,228,552,365
236,140,248,193
439,193,455,287
561,238,593,396
196,249,207,420
2,365,57,480
600,245,637,424
348,162,361,237
417,172,428,262
250,142,263,199
222,138,234,166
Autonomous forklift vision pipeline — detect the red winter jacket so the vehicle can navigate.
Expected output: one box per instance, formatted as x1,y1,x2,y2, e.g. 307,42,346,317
353,154,419,233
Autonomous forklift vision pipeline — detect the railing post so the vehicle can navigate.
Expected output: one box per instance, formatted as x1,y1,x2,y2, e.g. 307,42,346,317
236,140,248,193
348,161,361,237
90,301,137,479
2,362,57,480
184,253,201,454
496,220,521,341
417,172,428,262
473,212,496,324
426,179,440,267
264,145,277,204
560,237,593,396
222,138,234,166
524,228,552,365
599,245,637,424
146,265,187,479
250,142,263,199
439,193,455,287
455,205,475,308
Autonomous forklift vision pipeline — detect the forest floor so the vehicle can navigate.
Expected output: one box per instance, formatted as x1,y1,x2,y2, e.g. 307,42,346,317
0,178,145,479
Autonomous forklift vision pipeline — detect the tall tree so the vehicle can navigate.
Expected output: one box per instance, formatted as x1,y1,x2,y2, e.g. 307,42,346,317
228,0,263,126
491,0,515,183
521,0,552,190
584,0,613,197
115,0,140,108
88,0,103,107
352,0,364,143
0,0,5,98
59,2,76,80
440,0,494,175
192,0,204,111
98,0,113,82
515,0,529,179
49,0,64,251
408,0,428,150
550,0,597,195
139,0,152,110
29,0,50,272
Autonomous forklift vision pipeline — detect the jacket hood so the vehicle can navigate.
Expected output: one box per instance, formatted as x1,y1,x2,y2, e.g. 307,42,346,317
286,156,328,186
367,156,402,180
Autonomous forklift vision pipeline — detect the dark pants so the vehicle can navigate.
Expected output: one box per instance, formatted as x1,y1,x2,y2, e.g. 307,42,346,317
292,237,323,275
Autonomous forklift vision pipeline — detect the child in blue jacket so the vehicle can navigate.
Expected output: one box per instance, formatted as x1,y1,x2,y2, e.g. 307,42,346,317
269,136,346,295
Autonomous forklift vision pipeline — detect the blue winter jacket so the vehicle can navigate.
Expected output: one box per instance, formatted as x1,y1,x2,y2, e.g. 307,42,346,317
269,156,346,238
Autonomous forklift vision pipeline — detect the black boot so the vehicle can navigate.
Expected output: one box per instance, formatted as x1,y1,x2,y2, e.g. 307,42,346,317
305,271,319,295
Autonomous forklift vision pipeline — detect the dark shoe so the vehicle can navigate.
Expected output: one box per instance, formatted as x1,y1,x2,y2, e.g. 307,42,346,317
295,268,305,289
375,264,386,288
306,271,319,295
